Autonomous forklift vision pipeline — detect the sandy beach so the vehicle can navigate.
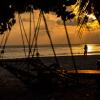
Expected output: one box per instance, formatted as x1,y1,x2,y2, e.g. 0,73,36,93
41,55,100,69
0,55,100,100
0,55,100,69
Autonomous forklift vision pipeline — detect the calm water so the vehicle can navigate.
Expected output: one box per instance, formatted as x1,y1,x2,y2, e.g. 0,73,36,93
0,44,100,59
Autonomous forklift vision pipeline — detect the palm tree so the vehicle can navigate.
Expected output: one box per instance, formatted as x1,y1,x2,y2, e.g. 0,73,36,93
78,0,100,25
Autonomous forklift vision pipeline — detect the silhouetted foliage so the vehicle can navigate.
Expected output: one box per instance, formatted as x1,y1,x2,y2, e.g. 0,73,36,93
78,0,100,24
0,0,77,34
0,0,100,34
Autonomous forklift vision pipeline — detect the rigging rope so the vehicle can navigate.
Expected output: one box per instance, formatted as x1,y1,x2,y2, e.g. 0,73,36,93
32,28,39,57
32,10,36,34
18,14,26,57
18,11,42,58
19,14,29,45
0,31,11,58
31,11,42,57
63,21,77,73
0,34,6,49
18,14,35,57
41,11,60,67
28,11,32,57
32,10,40,57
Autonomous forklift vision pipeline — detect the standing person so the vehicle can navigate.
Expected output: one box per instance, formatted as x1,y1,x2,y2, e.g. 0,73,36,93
84,44,88,56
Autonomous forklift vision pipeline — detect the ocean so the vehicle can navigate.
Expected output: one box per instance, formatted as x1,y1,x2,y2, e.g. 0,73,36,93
0,44,100,59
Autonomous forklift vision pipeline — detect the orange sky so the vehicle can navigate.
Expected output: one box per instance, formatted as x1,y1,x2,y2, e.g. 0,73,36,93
0,10,100,45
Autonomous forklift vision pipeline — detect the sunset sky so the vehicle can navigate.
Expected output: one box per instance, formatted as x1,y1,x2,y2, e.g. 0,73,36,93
0,10,100,45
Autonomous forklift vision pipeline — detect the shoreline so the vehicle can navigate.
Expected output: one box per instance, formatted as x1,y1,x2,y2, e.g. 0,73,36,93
0,55,100,70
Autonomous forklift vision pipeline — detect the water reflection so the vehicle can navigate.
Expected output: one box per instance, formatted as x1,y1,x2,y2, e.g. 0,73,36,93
87,44,100,55
87,45,93,53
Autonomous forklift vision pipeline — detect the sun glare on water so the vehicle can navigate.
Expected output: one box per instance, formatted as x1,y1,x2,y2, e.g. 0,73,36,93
87,45,93,52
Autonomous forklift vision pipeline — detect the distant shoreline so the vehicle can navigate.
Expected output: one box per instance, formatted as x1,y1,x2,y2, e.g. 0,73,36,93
0,43,100,58
0,55,100,70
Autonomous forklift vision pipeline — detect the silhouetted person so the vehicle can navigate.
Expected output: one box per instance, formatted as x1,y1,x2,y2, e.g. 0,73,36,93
1,50,4,54
84,44,88,56
0,50,4,58
36,52,40,57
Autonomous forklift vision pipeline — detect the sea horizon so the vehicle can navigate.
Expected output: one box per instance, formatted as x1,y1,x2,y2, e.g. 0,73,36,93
0,43,100,59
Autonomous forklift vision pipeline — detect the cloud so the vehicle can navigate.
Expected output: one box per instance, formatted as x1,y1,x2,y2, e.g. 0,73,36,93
2,11,100,45
56,19,77,26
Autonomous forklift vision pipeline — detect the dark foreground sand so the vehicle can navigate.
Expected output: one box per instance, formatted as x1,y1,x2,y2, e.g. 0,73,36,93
0,55,100,100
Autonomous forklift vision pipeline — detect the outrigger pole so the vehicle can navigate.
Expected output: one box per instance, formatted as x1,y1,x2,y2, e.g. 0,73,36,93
41,10,60,68
63,21,78,73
